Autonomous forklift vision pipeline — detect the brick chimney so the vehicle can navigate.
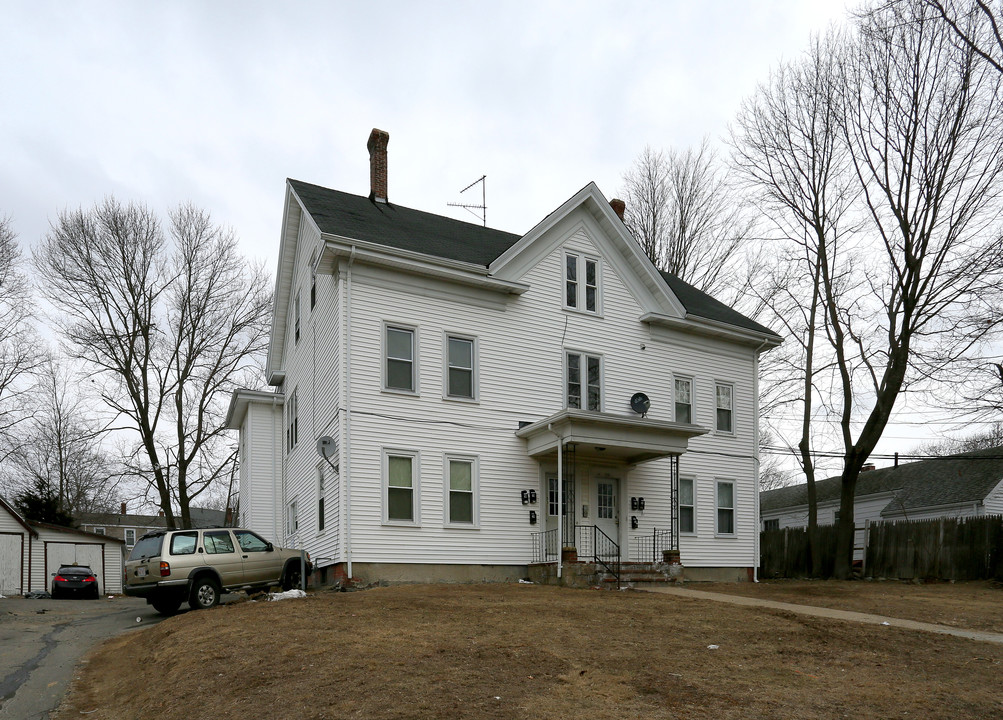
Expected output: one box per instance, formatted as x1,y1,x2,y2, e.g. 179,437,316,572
120,502,127,515
367,128,390,203
610,198,626,221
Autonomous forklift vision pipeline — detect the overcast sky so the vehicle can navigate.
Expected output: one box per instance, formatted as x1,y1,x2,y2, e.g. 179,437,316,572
11,0,963,472
2,0,853,263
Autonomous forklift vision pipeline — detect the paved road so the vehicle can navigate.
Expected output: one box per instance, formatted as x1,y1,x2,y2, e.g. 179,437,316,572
0,595,165,720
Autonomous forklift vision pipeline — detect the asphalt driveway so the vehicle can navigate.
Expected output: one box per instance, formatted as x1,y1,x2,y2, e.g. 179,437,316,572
0,595,163,719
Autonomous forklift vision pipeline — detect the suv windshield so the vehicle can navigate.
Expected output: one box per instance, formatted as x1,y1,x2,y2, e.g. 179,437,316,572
129,535,163,560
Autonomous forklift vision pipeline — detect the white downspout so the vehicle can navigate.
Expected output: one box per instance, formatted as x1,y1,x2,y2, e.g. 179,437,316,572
549,423,562,579
344,246,356,579
752,339,769,583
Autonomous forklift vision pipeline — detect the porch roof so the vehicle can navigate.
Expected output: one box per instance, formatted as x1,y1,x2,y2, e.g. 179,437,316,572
515,409,708,465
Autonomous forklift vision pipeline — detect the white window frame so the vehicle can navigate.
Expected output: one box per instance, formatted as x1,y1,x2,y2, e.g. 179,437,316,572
317,465,326,534
678,477,696,535
383,323,418,395
124,528,136,546
715,382,734,435
763,518,780,531
92,526,106,535
294,289,301,344
443,333,477,402
287,499,298,536
547,475,572,517
563,250,601,314
674,376,693,424
715,480,736,536
383,448,420,526
286,388,298,453
565,350,603,411
443,454,479,528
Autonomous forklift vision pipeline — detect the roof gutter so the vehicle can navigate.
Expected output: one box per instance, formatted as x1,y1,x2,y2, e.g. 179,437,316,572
320,239,529,295
641,311,781,348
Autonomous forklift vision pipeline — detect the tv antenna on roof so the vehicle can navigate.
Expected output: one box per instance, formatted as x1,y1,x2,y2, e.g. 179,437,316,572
448,175,487,226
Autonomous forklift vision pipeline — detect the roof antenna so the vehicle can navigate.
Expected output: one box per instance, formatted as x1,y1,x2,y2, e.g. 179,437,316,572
448,175,486,226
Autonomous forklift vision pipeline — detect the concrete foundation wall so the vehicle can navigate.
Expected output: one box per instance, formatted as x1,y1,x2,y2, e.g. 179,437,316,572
683,566,754,582
320,562,527,586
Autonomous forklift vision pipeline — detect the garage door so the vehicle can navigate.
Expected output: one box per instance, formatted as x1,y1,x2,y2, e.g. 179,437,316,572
0,533,23,595
45,543,105,595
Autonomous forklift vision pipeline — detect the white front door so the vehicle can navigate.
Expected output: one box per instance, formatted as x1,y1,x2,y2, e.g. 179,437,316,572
594,477,619,552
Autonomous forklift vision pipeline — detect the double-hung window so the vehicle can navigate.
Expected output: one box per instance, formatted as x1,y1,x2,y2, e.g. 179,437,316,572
445,456,477,526
716,480,735,535
124,528,136,547
385,325,416,393
385,450,419,524
678,478,695,534
317,467,326,533
286,389,298,452
716,383,734,433
446,335,475,400
564,252,600,313
294,290,301,344
675,377,693,424
287,500,298,535
566,351,602,411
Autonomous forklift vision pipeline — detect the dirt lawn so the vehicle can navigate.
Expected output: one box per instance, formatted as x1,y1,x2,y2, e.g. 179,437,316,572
56,582,1003,720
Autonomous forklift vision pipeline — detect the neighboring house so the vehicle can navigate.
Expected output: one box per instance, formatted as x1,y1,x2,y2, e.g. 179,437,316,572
77,504,228,555
225,128,781,585
760,447,1003,556
0,495,126,595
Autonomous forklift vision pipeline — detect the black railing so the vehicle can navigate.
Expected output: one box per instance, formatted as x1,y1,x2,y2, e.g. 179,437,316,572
630,528,675,563
584,525,620,587
531,528,558,563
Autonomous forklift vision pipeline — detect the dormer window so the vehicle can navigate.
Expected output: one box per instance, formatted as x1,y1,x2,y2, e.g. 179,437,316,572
564,252,599,313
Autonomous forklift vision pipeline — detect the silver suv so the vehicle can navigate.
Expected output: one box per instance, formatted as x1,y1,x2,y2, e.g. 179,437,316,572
123,528,310,615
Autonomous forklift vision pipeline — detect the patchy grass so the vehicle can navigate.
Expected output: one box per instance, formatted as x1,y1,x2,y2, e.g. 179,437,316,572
699,579,1003,633
57,583,1003,720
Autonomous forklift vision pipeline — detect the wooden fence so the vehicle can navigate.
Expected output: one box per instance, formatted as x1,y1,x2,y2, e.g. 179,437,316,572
760,515,1003,580
865,516,1003,581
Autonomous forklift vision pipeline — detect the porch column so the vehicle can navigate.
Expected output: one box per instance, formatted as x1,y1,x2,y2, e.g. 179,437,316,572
556,437,563,579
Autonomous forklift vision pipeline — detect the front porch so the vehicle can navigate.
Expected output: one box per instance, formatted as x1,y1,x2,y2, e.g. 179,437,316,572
516,408,706,588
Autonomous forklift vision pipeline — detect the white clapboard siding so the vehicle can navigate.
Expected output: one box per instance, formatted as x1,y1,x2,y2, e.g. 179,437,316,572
247,193,768,573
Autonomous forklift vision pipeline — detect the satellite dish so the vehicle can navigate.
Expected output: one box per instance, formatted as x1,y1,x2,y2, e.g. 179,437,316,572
630,392,651,417
316,436,337,459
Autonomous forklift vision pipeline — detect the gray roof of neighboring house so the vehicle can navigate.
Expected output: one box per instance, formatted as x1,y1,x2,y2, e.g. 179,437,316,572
760,446,1003,515
288,178,777,340
760,467,903,513
76,507,227,529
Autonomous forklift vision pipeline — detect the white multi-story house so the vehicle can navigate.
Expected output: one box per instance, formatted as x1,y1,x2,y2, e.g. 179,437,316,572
226,129,780,585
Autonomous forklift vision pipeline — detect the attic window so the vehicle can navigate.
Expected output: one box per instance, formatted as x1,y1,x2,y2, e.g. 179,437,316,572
564,251,600,314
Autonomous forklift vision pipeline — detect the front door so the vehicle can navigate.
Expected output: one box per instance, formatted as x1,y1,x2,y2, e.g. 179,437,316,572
594,477,619,553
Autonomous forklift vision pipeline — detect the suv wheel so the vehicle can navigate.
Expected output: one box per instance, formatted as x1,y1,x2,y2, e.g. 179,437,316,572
189,577,221,610
281,563,302,592
152,596,183,615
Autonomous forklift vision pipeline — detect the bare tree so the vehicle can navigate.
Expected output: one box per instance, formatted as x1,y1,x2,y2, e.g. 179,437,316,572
2,356,122,516
0,216,42,462
733,0,1003,578
924,0,1003,73
732,31,858,571
910,423,1003,455
620,140,758,304
33,199,271,528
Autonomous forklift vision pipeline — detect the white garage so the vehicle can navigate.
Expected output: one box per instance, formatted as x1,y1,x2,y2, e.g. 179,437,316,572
0,497,35,596
0,496,126,596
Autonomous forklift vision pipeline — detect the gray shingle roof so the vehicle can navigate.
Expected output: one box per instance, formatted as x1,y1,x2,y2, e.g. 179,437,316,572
289,178,777,340
760,446,1003,515
76,507,226,529
289,179,522,267
659,271,779,338
760,467,902,512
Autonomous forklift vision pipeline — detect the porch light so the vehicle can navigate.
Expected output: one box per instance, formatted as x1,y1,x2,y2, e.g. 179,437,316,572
529,510,537,525
631,516,639,529
638,497,645,511
631,497,638,510
529,489,537,503
521,490,529,505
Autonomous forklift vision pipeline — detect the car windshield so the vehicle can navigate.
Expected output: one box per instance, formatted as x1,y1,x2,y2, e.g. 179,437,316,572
129,535,164,560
